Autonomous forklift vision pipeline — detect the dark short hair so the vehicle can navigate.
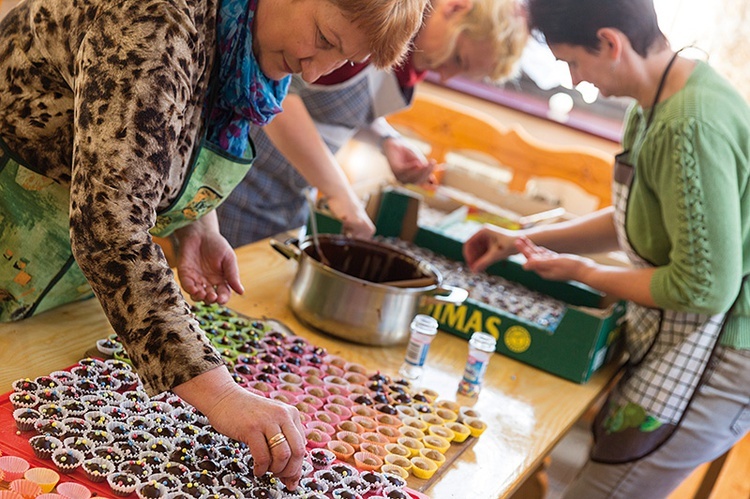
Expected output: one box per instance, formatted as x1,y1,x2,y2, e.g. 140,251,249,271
525,0,666,56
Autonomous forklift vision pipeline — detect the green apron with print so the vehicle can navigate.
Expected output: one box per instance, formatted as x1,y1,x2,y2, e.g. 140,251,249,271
0,135,254,322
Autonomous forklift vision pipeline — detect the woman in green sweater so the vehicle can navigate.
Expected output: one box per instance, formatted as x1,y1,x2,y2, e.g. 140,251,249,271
463,0,750,497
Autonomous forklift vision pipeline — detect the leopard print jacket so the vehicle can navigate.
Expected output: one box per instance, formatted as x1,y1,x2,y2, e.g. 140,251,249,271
0,0,224,395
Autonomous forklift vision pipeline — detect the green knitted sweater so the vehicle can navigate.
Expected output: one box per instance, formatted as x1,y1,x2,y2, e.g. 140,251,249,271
622,61,750,349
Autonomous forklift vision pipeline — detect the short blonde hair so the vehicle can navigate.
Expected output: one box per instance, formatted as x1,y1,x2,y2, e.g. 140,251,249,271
465,0,528,81
328,0,429,69
442,0,528,82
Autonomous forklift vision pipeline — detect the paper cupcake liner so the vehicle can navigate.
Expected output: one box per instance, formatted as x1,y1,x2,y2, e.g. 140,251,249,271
304,429,331,449
418,447,447,469
358,442,388,459
397,426,425,441
82,458,115,483
383,454,412,474
394,405,418,419
335,420,364,436
95,339,122,356
358,470,384,492
148,473,181,493
278,372,303,385
58,401,87,418
350,415,377,431
341,372,368,386
375,426,400,443
23,467,60,493
458,406,482,422
9,391,39,410
28,435,63,460
422,435,450,454
82,412,111,430
211,485,243,499
334,430,362,451
360,432,390,448
305,421,335,436
419,413,445,427
322,404,352,421
427,424,455,443
328,487,362,499
52,448,85,474
380,485,411,499
276,383,304,397
325,440,354,462
11,379,39,393
61,418,91,439
462,416,488,437
12,408,41,432
268,391,298,406
380,471,407,490
0,456,30,483
321,365,345,378
295,477,327,497
329,462,358,481
373,413,401,428
56,481,92,499
352,451,383,472
135,480,168,499
10,478,43,499
444,422,471,443
341,475,371,496
0,490,24,499
383,443,410,459
312,410,340,427
311,470,339,491
89,445,125,466
107,473,140,497
33,419,68,439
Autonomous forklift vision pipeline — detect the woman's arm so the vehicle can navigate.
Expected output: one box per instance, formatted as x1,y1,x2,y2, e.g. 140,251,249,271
263,94,375,237
463,207,620,272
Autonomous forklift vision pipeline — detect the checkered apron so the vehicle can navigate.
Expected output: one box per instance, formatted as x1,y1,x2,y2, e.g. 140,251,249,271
590,153,731,463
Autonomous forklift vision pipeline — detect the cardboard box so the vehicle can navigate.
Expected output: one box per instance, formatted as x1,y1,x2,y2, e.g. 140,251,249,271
311,185,625,384
409,166,567,231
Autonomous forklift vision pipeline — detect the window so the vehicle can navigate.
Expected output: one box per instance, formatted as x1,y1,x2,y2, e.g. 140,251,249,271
431,0,749,143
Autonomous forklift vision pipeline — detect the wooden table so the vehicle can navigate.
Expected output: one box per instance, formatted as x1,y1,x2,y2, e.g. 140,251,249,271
0,238,621,498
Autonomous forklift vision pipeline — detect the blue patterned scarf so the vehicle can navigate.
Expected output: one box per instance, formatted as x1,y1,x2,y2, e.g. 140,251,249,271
207,0,291,157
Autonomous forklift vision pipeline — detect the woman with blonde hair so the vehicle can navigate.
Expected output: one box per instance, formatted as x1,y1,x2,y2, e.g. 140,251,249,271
218,0,529,247
0,0,426,489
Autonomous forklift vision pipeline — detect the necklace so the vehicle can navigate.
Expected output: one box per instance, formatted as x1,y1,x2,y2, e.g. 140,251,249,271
644,50,681,130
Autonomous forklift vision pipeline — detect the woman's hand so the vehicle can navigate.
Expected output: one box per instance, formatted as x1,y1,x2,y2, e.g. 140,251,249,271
463,225,522,272
174,368,306,490
383,136,436,185
515,236,594,282
174,212,243,304
326,192,376,239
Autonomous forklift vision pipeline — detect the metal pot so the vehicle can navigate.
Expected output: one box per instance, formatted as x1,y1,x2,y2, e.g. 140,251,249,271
271,235,467,346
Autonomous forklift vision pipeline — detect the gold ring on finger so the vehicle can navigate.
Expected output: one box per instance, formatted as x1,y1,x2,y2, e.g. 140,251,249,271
267,432,287,449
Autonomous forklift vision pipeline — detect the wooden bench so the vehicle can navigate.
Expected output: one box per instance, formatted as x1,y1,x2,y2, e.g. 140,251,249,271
386,92,614,212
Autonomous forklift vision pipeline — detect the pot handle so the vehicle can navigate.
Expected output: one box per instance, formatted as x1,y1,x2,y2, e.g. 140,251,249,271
269,238,302,261
425,284,468,305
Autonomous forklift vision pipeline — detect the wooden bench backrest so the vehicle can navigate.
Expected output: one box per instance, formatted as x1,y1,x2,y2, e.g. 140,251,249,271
387,93,614,209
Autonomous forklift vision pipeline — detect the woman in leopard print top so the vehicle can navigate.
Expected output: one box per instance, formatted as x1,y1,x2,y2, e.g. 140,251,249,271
0,0,426,487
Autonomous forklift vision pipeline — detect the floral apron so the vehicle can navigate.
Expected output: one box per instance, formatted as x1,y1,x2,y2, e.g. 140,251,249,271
0,90,254,321
590,53,740,462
